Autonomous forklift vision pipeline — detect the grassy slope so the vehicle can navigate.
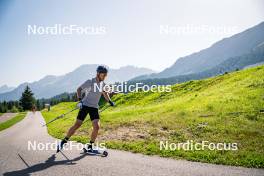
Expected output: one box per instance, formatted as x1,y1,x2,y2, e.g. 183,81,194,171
42,65,264,168
0,112,27,131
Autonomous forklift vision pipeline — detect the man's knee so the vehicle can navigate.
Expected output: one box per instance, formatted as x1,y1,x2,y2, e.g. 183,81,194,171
73,120,82,129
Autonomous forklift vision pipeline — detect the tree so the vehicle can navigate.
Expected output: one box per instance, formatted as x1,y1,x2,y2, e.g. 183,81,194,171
0,103,5,113
19,85,36,111
10,106,19,113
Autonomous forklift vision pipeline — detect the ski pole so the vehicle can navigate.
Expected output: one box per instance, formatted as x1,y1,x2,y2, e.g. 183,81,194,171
42,107,79,127
99,105,110,113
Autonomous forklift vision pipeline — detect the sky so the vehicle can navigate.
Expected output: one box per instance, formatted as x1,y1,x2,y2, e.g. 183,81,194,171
0,0,264,87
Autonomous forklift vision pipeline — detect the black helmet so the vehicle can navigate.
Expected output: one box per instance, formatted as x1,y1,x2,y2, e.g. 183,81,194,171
96,65,108,73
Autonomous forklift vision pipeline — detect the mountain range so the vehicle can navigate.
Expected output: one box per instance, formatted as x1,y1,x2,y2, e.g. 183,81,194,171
0,65,154,101
1,21,264,101
0,85,14,94
129,43,264,85
133,21,264,80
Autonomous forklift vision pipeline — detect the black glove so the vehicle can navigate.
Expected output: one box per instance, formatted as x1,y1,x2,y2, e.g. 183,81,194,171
109,100,115,106
78,97,82,101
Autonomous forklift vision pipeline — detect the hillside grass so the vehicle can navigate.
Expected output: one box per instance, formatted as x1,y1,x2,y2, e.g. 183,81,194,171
0,112,27,131
42,65,264,168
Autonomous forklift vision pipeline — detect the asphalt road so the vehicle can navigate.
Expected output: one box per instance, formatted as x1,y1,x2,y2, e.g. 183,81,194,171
0,112,263,176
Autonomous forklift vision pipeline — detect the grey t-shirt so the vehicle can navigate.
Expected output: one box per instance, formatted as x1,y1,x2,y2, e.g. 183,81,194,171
80,78,105,108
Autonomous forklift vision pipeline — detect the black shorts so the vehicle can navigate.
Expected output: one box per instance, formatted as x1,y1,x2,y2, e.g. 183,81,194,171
77,105,99,121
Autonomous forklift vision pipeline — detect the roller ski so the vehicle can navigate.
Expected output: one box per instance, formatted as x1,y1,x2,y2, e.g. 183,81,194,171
82,143,108,157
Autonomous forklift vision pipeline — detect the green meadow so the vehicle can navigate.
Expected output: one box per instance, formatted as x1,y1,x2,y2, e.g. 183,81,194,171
0,112,27,131
42,65,264,168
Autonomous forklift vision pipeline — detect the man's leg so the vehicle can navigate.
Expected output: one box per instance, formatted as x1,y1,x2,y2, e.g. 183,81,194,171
66,119,83,138
91,119,100,142
65,106,88,140
57,106,88,152
87,119,100,150
57,119,83,152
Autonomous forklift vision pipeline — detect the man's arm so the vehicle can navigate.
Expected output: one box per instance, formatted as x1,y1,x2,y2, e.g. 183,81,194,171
77,87,82,101
77,79,92,101
102,92,115,106
102,92,111,102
